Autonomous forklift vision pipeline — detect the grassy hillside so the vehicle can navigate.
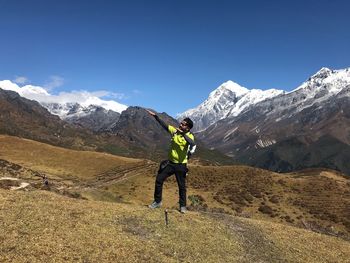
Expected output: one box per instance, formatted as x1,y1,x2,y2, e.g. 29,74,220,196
1,135,350,262
0,135,145,179
1,135,350,238
186,165,350,239
1,189,350,263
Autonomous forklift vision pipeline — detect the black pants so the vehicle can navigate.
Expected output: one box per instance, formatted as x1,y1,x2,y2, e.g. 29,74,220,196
154,162,187,207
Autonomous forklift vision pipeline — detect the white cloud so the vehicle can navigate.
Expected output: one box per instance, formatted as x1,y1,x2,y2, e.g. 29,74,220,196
105,91,128,100
132,89,142,95
13,76,30,85
44,75,64,90
0,79,128,113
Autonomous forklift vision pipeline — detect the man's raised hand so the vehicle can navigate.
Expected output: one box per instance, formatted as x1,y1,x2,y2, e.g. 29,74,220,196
145,109,156,116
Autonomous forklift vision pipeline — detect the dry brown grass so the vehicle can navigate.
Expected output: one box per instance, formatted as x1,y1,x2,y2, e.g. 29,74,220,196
248,218,350,263
0,189,243,263
1,135,350,262
2,135,350,238
185,165,350,239
0,135,143,179
1,189,350,263
2,135,350,239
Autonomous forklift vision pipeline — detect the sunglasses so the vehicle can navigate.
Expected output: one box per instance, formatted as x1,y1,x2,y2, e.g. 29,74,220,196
180,122,188,127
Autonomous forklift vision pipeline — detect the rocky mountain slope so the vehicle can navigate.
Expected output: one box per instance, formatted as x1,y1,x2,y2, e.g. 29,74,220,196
0,88,84,147
0,88,144,156
193,68,350,175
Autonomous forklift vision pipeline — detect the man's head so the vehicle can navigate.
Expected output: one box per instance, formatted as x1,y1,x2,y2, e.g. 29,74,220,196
179,117,193,132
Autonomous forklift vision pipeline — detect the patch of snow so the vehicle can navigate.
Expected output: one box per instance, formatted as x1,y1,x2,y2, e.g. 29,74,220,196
0,177,19,181
11,182,29,190
256,139,276,148
223,127,238,142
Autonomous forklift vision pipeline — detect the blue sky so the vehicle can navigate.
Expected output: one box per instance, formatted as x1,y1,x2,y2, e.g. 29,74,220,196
0,0,349,116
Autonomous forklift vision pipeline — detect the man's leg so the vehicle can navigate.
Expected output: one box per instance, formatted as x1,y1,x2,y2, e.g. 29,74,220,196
174,164,187,208
154,165,174,203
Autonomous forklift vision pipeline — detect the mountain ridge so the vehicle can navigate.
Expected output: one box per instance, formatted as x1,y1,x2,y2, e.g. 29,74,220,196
1,67,350,174
0,90,232,165
42,102,121,132
178,80,284,132
196,67,350,175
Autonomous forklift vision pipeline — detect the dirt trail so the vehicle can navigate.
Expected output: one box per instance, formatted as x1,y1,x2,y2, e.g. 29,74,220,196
80,162,156,188
204,212,285,262
321,171,349,183
0,177,30,190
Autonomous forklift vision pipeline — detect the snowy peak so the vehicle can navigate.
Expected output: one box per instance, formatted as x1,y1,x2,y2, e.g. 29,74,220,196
77,97,127,114
209,81,249,99
311,67,333,79
65,104,106,119
179,81,283,131
293,67,350,94
41,102,118,120
240,67,350,122
40,102,122,132
40,102,76,119
227,88,284,116
180,67,350,132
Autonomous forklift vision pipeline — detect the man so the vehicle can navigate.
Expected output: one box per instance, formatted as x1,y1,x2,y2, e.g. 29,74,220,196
146,109,196,213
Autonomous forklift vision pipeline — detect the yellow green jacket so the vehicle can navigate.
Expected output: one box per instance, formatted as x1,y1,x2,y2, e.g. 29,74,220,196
167,125,195,164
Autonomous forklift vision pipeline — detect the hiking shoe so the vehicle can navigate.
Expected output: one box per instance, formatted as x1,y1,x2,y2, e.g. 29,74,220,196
180,206,187,214
148,201,162,209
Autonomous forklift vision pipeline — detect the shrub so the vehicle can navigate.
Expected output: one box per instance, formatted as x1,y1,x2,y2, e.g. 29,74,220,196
258,205,273,215
188,194,205,206
269,195,279,204
343,220,350,230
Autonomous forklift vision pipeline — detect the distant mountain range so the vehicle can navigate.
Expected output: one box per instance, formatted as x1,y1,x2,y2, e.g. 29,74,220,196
0,88,230,164
1,67,349,174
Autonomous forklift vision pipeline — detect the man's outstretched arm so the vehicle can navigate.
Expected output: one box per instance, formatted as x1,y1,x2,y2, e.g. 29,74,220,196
176,128,196,147
145,109,168,132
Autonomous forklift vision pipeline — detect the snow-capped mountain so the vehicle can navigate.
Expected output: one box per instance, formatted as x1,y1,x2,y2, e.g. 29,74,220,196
0,88,94,147
197,67,350,175
0,79,128,131
254,67,350,121
178,80,284,132
41,102,122,132
39,98,127,132
41,102,85,119
201,67,350,147
41,99,127,119
42,102,105,119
